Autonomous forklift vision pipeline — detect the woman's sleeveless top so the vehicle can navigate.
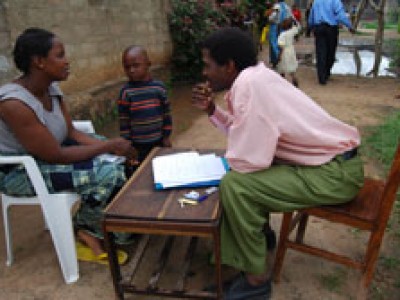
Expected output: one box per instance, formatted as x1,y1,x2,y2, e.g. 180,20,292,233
0,82,68,153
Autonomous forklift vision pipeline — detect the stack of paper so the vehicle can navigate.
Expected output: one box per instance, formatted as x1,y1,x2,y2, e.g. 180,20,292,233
152,151,229,189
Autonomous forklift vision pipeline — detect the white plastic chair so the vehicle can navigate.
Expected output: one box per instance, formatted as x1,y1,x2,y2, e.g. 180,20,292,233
0,120,95,284
73,120,95,134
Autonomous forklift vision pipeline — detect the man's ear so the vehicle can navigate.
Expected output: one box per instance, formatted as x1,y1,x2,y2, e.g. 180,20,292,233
226,60,238,76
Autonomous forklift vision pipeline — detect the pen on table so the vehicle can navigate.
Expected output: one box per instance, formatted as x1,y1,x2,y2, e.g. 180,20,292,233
197,194,209,202
197,187,218,203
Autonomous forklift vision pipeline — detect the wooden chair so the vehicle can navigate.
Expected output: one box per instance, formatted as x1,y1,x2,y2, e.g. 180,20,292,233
273,142,400,289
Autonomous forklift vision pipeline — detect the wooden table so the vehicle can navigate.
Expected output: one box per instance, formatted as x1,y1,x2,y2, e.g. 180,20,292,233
103,147,223,299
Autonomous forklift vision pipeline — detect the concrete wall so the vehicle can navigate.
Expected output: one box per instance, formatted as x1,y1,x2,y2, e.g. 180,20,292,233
0,0,172,120
0,2,15,84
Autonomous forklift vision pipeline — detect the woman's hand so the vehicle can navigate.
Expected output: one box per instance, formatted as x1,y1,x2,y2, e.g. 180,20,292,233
192,82,215,116
107,138,136,158
107,138,139,167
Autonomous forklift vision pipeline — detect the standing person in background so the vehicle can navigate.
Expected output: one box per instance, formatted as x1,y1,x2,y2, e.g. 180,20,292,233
291,3,301,23
291,4,302,41
277,17,301,87
259,1,273,51
305,0,314,37
118,46,172,176
308,0,355,85
268,0,292,69
268,0,292,68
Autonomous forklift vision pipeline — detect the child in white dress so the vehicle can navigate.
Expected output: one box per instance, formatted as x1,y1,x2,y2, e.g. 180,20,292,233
277,17,301,87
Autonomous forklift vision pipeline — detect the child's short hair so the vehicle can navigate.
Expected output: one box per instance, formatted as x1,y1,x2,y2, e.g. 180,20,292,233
122,45,150,63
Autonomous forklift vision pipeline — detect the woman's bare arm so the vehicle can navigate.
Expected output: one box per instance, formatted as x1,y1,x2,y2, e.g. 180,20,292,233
0,99,134,164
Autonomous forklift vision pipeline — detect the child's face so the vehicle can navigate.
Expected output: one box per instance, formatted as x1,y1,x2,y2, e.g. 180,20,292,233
123,50,150,82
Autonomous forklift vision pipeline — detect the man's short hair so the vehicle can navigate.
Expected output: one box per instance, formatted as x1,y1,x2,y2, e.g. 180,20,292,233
201,27,257,72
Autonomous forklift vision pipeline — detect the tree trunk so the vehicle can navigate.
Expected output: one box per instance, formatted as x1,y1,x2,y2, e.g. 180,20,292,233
366,0,386,78
353,0,368,29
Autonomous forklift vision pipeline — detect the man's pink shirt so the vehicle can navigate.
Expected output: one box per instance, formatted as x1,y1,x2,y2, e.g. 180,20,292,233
209,62,360,173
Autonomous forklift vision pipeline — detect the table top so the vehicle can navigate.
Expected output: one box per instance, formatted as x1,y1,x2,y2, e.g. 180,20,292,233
104,147,224,223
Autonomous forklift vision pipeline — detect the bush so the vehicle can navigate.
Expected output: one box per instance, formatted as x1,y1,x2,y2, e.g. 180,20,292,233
240,0,268,32
168,0,228,83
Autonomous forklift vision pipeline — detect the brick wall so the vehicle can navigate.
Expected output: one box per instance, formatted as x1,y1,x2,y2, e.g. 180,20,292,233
0,0,172,120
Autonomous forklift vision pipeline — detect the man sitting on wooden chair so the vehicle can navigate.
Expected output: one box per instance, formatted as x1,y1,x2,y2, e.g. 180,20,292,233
191,27,364,300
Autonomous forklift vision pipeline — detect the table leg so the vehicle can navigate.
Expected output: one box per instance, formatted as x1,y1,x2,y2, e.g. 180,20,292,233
103,223,124,300
213,228,223,299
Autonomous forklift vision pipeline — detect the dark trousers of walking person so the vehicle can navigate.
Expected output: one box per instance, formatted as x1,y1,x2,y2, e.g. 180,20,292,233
313,23,338,84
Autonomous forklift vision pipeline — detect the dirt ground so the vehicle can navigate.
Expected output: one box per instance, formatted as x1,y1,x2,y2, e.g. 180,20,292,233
1,30,399,300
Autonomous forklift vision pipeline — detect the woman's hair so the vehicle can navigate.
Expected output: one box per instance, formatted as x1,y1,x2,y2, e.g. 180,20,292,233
13,27,55,74
201,27,257,72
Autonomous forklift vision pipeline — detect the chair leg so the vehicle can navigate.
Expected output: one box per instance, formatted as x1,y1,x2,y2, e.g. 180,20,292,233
1,197,14,266
362,228,386,288
273,212,294,282
295,213,309,244
41,194,79,284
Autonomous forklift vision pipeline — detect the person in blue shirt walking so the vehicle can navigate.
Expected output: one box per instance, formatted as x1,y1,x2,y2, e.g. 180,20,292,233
268,0,292,68
308,0,355,85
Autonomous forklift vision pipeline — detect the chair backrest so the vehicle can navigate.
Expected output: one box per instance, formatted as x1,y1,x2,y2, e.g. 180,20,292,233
378,140,400,227
72,120,95,134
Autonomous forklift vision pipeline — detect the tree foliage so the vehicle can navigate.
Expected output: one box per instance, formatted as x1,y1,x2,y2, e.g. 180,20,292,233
240,0,268,31
168,0,228,83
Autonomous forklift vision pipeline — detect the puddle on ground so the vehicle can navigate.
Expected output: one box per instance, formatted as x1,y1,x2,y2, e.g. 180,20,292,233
331,50,395,77
329,38,396,77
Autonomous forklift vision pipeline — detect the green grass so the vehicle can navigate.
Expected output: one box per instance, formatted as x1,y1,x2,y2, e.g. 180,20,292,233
362,22,398,30
317,268,347,293
364,111,400,172
379,255,400,270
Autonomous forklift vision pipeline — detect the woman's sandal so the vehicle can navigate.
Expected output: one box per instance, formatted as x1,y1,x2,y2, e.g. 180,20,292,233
76,242,128,265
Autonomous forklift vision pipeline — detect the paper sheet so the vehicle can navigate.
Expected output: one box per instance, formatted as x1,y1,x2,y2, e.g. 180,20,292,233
152,151,227,189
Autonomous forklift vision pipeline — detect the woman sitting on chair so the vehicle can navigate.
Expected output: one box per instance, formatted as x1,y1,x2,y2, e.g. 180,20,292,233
0,28,136,264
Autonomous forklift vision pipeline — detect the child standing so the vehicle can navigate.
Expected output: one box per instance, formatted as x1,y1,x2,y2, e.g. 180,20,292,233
259,2,273,51
277,17,301,87
118,45,172,175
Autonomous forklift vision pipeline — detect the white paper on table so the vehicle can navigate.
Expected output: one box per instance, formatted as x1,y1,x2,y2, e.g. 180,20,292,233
152,151,227,188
